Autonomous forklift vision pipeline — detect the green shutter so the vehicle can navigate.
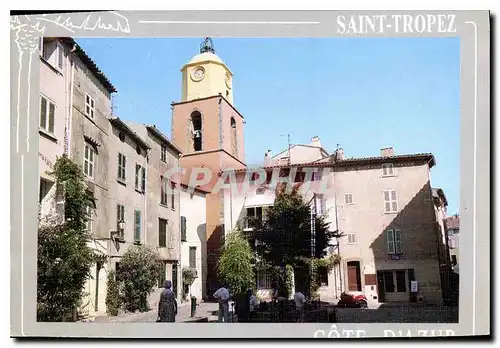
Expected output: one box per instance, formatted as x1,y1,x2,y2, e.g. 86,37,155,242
181,216,187,241
135,164,140,189
134,210,141,243
48,102,55,133
141,167,146,192
40,97,47,129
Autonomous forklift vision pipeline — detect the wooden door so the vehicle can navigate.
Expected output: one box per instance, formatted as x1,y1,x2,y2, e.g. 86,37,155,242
347,261,361,291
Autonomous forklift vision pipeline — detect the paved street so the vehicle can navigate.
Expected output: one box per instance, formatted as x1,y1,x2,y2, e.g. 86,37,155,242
93,301,220,323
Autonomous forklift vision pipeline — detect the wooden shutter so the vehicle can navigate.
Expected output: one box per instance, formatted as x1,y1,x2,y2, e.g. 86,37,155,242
181,216,187,241
387,229,395,254
134,210,141,242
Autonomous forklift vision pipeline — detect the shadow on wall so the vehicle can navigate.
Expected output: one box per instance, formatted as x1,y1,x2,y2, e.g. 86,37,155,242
206,224,224,299
197,223,207,300
368,180,453,306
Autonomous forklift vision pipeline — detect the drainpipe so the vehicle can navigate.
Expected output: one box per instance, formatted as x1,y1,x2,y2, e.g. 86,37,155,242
144,148,150,247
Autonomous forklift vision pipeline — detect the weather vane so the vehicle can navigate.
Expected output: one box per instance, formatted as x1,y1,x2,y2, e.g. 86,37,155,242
200,37,215,54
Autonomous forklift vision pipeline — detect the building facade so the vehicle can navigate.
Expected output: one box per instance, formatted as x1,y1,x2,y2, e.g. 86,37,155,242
126,122,183,300
444,215,460,274
221,145,449,304
179,185,208,301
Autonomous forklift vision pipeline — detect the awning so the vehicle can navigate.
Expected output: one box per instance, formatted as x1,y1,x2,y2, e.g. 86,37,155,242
243,189,276,208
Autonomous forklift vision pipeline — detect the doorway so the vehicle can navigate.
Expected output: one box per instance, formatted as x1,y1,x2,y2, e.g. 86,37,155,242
376,269,409,302
347,261,362,292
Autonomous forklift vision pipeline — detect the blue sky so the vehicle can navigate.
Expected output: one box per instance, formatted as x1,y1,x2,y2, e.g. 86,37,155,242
75,37,460,215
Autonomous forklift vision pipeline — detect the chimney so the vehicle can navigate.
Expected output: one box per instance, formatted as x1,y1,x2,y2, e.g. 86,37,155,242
334,148,345,161
264,149,273,165
381,146,394,157
311,136,322,148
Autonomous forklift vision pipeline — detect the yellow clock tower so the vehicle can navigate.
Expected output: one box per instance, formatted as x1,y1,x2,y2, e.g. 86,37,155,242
181,38,234,104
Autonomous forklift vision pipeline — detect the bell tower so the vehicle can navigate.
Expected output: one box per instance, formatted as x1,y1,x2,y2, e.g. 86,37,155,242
181,37,234,104
170,38,247,299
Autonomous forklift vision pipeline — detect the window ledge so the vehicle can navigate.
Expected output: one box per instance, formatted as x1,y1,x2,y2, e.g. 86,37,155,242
159,203,169,209
384,211,399,214
117,179,126,187
39,129,58,143
382,174,396,178
135,188,145,195
83,113,97,124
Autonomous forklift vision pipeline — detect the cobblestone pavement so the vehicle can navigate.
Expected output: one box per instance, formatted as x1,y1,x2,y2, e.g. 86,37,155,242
93,301,220,323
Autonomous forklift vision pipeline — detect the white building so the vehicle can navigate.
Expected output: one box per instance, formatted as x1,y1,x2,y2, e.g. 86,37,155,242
179,185,208,301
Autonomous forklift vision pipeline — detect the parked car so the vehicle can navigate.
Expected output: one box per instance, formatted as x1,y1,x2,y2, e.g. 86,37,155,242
337,291,368,308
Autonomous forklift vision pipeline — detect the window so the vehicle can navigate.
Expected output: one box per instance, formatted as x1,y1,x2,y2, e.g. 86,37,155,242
39,95,55,134
318,267,328,286
39,178,52,203
395,270,407,292
115,262,122,281
345,193,353,204
160,176,168,205
157,261,167,288
230,117,237,157
85,93,95,119
383,271,395,293
134,210,141,243
383,189,398,213
382,163,395,177
161,144,167,162
83,143,96,178
387,229,402,254
117,153,126,182
347,233,357,245
86,205,93,233
451,255,457,266
57,43,63,70
170,182,176,209
448,236,457,249
158,218,168,247
191,111,202,151
314,194,326,216
189,247,197,268
256,270,273,289
116,204,125,225
41,39,64,71
181,216,187,242
246,206,268,229
312,171,322,181
135,164,146,193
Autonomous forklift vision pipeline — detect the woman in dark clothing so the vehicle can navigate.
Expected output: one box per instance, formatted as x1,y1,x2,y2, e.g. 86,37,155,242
157,280,178,322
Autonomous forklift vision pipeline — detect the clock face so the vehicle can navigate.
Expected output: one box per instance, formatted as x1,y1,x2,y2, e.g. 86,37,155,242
191,67,205,82
225,72,232,89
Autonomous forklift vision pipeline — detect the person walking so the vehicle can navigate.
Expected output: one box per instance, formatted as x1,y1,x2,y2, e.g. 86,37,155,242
157,280,178,322
293,291,306,323
248,289,259,322
213,286,230,323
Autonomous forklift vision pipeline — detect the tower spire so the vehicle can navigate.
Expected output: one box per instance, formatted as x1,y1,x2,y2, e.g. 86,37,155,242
200,37,215,54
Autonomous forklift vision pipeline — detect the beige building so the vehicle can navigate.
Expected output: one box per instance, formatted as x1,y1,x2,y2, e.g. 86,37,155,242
222,145,450,305
125,122,184,299
38,37,74,225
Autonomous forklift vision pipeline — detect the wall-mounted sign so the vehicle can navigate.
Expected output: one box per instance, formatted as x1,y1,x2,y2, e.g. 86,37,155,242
410,281,418,293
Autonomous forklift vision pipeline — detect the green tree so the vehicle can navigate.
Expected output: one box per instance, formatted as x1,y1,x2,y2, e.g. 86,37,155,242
217,229,255,297
105,270,122,316
248,186,343,297
37,155,95,322
117,245,163,312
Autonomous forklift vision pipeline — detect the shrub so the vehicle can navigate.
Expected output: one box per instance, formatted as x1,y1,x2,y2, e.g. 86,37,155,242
117,245,163,312
105,270,121,316
217,229,255,297
37,155,95,322
182,267,197,299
